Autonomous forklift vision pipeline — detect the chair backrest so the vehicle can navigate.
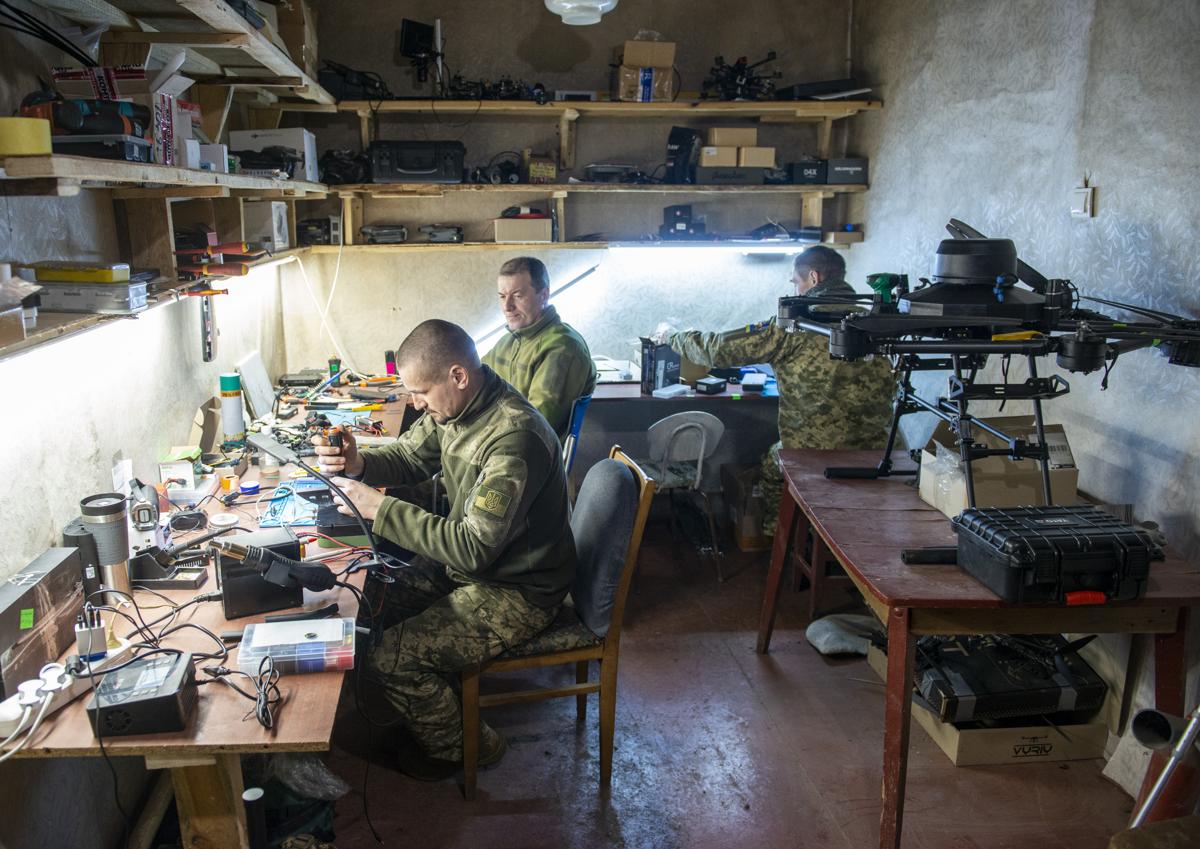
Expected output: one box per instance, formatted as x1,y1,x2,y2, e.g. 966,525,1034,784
562,393,593,474
569,446,655,639
646,411,725,490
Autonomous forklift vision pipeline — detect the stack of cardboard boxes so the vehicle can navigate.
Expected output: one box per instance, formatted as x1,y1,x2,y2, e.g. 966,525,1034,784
700,127,776,169
613,39,677,102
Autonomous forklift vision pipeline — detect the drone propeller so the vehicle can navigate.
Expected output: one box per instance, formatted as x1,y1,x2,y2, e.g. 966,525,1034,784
946,218,1050,294
844,313,1024,335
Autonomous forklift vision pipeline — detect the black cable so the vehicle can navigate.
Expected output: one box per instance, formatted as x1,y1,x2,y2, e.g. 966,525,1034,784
83,657,131,849
199,656,283,730
0,2,95,66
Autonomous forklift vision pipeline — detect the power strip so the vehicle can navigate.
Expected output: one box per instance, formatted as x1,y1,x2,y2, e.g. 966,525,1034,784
0,639,133,737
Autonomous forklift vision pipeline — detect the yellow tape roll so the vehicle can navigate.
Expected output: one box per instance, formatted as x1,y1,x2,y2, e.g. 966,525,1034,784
0,117,52,156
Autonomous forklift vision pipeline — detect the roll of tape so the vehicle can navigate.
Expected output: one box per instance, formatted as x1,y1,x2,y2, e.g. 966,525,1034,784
210,512,239,528
239,481,261,495
0,117,52,156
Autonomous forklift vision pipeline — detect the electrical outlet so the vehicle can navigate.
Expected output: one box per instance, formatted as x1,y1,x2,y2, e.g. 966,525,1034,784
1071,186,1095,219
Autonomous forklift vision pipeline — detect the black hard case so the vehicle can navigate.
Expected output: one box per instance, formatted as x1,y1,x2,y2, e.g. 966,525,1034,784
951,505,1159,604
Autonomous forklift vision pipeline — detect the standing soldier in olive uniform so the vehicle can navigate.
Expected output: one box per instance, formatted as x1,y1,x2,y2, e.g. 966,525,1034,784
483,256,596,441
657,246,895,534
313,319,575,779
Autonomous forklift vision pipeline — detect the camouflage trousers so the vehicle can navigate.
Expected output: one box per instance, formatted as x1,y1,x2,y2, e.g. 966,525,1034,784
759,441,786,538
362,556,557,761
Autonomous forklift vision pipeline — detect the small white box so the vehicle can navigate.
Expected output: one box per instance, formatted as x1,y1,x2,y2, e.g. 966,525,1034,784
199,143,228,173
243,201,290,251
183,138,201,170
228,128,319,183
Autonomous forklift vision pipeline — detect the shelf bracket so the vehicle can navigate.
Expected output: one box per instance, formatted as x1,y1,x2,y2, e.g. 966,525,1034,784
801,193,825,229
816,118,835,160
194,85,234,143
558,109,580,170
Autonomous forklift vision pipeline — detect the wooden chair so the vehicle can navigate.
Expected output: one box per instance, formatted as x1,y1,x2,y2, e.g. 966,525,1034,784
461,445,656,799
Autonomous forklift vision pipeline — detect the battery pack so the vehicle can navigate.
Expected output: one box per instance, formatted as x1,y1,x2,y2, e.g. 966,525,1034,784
238,617,356,675
51,133,151,162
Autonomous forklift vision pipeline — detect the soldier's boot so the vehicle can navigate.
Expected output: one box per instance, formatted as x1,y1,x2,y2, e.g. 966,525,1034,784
394,721,507,782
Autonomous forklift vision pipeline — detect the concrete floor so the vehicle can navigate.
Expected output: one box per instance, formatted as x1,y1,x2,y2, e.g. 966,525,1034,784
325,525,1133,849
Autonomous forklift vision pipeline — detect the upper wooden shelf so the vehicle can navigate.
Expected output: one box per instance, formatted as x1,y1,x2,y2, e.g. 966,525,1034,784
283,99,882,122
327,182,868,199
0,155,326,198
38,0,332,104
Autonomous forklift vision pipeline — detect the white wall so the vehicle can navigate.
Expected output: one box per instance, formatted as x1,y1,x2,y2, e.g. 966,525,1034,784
0,266,288,579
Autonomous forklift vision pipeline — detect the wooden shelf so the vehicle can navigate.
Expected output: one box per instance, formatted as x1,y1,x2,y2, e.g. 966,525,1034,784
285,99,881,121
0,155,326,198
307,242,605,254
327,182,868,199
283,99,881,166
38,0,332,104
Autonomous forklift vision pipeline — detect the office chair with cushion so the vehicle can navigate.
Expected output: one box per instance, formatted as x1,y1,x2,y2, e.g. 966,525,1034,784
461,445,655,799
635,410,726,581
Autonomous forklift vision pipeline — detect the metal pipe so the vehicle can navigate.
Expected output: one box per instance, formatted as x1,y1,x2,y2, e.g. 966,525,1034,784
1027,355,1055,505
1131,706,1200,827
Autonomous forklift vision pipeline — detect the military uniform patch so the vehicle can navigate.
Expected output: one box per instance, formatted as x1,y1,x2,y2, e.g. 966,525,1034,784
473,486,511,517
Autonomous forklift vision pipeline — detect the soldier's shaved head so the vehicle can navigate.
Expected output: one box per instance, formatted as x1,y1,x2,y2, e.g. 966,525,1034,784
793,245,846,281
396,319,481,384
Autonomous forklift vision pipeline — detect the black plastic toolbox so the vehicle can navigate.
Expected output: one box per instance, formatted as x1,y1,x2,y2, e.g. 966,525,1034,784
951,505,1161,604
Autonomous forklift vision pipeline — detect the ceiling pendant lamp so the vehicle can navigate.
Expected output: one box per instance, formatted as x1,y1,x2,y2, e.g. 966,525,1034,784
544,0,619,26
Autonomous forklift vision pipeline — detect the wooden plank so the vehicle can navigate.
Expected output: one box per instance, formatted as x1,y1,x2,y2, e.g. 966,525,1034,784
801,193,825,228
558,108,579,169
816,117,834,159
194,85,234,142
175,0,334,104
1,154,324,194
129,770,175,849
212,197,244,243
103,31,251,47
205,77,304,89
171,753,250,849
247,108,283,130
331,182,867,197
113,186,230,199
145,753,216,770
282,99,883,120
120,197,177,278
100,39,152,67
478,682,599,708
910,606,1181,636
36,0,132,27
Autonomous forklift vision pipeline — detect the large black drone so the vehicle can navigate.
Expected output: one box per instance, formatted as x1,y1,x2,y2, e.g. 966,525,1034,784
777,219,1200,506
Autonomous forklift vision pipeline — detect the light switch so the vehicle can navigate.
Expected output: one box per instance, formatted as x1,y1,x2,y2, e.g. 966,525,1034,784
1071,186,1095,218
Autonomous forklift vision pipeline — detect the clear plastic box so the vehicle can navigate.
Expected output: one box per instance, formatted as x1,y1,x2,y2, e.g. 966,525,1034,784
237,616,356,675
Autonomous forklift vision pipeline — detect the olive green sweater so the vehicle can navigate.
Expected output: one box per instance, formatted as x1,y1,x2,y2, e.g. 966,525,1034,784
359,366,577,608
482,305,596,440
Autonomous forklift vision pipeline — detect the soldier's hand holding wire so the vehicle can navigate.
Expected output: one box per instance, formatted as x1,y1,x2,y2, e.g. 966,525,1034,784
311,424,363,477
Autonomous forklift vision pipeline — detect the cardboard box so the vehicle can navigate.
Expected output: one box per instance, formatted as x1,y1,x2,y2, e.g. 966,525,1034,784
721,464,772,551
613,65,676,102
199,143,229,173
738,146,776,167
918,415,1079,519
243,201,290,251
492,217,552,243
707,127,758,147
620,39,676,68
828,157,869,184
700,145,738,167
229,128,319,183
866,645,1108,766
0,549,82,699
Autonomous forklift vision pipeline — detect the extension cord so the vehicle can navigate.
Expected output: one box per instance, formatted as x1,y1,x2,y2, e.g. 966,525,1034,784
0,638,133,737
